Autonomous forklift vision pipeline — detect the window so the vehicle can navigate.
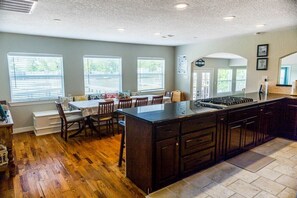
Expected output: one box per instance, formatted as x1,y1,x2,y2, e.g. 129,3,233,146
137,58,165,91
84,56,122,94
235,69,247,91
7,53,64,102
217,69,233,93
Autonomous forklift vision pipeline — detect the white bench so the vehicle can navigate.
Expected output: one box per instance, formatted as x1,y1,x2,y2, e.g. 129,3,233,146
33,110,81,136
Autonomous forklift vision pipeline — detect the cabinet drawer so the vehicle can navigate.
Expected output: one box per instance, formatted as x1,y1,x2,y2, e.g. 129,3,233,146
228,106,258,123
181,147,215,176
181,114,216,134
155,123,180,141
181,127,216,156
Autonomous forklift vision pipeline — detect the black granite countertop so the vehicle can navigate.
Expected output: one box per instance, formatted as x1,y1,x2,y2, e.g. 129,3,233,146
118,93,297,124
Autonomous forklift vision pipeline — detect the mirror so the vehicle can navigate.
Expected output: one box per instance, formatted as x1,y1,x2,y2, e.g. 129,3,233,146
278,52,297,85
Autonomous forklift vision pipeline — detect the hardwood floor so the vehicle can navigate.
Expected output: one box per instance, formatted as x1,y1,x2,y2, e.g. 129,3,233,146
0,131,145,198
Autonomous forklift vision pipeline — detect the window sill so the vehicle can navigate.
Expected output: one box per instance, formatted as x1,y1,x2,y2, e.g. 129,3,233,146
139,89,165,93
9,100,56,107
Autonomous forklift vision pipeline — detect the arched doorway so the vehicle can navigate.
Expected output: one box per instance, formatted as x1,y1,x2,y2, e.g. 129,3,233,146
192,53,248,100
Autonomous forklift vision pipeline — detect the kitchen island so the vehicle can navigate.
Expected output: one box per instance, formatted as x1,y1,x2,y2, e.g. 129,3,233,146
118,93,297,194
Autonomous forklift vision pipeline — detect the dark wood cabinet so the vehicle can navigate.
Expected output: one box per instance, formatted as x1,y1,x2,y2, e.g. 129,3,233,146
226,106,258,158
282,99,297,140
155,137,179,188
123,97,297,194
258,101,281,144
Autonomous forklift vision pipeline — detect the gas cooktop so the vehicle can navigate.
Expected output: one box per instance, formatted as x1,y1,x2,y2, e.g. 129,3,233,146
195,96,255,109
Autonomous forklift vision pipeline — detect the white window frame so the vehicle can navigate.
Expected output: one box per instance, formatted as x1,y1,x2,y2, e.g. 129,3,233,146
83,55,122,94
7,52,65,103
216,67,247,95
137,57,165,92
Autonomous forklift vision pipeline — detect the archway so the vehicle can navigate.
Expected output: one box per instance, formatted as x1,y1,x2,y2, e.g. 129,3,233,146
191,53,248,100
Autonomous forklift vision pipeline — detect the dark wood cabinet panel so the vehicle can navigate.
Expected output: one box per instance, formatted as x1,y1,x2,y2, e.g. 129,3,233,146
216,113,227,162
258,101,281,144
226,121,243,157
155,137,179,188
181,113,216,134
242,118,257,150
226,106,258,158
181,147,215,176
282,99,297,140
228,106,258,122
155,122,180,141
181,127,216,156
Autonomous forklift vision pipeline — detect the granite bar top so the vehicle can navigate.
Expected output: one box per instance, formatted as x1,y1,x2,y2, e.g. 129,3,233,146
117,93,297,124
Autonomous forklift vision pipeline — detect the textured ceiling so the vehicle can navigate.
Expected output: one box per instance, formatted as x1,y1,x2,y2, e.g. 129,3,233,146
0,0,297,46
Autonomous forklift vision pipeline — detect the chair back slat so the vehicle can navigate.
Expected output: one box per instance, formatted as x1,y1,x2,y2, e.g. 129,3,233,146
135,97,148,107
118,98,133,109
98,101,114,116
55,101,66,121
152,95,163,105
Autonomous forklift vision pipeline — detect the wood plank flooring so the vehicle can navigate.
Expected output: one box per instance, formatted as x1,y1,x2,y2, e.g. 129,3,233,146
0,131,145,198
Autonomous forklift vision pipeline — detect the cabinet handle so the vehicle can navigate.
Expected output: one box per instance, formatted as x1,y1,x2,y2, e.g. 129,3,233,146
176,142,179,146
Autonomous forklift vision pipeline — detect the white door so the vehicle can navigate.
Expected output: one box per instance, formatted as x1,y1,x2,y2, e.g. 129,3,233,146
192,69,214,100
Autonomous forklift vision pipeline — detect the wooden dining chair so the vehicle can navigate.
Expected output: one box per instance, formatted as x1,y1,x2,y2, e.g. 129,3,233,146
152,95,163,105
134,97,148,107
55,102,86,141
116,98,132,133
91,100,114,138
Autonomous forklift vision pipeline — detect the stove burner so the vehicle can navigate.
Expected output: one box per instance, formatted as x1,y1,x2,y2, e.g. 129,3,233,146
196,96,255,109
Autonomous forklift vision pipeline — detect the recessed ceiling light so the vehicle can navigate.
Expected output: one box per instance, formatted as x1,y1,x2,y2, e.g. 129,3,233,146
223,16,235,21
154,32,161,36
174,3,189,10
117,28,125,32
256,24,266,28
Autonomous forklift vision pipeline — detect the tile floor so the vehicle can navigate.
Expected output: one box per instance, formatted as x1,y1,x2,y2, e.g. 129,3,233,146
147,138,297,198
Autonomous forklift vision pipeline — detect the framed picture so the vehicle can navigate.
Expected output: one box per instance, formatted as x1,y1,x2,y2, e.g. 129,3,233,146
257,58,268,70
257,44,269,57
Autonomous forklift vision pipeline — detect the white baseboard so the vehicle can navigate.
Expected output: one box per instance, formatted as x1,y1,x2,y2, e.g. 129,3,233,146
13,126,34,134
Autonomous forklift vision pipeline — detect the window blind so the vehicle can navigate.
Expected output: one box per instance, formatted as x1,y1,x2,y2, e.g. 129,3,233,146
7,53,64,102
137,58,165,91
83,56,122,94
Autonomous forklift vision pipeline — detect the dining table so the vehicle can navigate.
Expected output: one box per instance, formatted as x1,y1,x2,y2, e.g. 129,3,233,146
68,95,171,117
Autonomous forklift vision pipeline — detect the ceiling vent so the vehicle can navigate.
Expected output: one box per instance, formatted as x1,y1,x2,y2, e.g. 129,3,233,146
0,0,38,14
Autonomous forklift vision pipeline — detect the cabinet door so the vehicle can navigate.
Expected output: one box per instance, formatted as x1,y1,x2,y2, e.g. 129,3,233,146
155,137,179,187
242,117,257,150
226,121,243,158
284,103,297,140
266,102,280,139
